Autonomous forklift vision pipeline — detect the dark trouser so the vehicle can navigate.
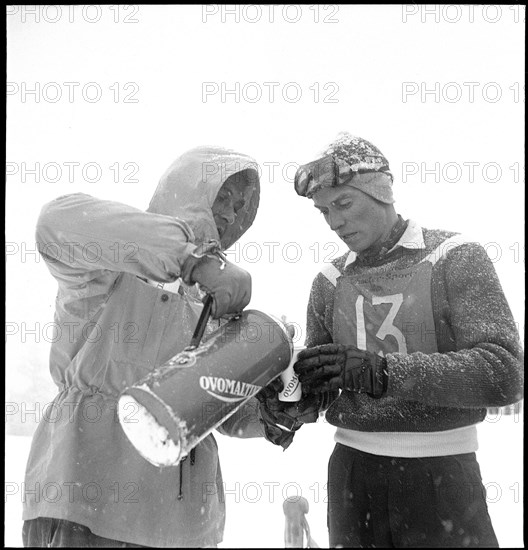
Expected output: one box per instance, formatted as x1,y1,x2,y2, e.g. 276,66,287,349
328,444,499,548
22,518,152,548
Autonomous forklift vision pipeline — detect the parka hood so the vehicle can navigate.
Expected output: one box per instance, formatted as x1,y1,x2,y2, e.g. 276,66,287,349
147,146,260,250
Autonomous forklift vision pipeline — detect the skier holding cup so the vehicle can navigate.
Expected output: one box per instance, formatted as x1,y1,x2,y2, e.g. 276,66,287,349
291,132,523,548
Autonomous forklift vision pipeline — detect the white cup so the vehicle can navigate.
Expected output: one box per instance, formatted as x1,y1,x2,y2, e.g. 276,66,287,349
278,347,305,402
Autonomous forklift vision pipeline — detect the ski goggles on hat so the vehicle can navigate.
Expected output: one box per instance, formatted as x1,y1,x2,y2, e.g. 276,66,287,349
294,155,356,198
295,156,394,199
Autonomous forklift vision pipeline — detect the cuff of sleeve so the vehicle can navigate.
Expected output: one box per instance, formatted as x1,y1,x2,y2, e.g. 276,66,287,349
150,241,197,285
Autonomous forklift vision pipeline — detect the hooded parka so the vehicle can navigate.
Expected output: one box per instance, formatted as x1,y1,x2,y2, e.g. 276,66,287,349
23,146,263,547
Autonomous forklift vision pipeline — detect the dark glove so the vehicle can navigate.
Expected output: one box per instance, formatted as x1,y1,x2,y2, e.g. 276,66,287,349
255,378,329,450
181,253,251,319
294,343,388,398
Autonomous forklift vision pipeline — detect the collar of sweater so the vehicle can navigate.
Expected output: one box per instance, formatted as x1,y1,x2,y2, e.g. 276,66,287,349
345,218,426,268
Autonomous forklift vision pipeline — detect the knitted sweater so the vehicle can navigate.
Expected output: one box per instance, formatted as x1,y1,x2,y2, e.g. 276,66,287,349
306,220,523,438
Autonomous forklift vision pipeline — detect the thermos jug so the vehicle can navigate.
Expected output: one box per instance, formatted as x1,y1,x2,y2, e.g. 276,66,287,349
118,309,293,467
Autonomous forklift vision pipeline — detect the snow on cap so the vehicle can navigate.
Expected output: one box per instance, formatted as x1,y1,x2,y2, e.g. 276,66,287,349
294,132,394,203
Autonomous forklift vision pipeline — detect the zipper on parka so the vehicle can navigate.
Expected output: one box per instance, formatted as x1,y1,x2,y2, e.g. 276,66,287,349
177,448,196,500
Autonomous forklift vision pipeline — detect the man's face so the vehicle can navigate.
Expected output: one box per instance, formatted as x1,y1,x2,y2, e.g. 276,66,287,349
312,185,393,253
212,176,250,239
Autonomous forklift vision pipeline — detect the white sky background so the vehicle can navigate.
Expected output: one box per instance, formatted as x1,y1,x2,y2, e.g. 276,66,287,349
5,4,525,547
6,4,525,336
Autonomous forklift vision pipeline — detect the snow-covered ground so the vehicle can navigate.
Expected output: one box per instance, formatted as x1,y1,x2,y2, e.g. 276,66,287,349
217,413,524,548
5,411,523,548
